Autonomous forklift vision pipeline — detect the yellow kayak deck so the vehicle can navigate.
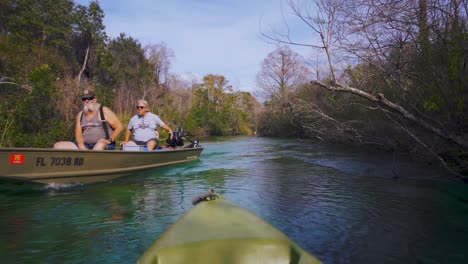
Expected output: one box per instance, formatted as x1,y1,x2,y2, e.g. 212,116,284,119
138,197,321,264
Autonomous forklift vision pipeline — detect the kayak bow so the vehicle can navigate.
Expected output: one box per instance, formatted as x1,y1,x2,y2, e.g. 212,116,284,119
138,194,321,264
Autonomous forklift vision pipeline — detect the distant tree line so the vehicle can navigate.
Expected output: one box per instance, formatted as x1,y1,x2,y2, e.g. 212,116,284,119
0,0,259,148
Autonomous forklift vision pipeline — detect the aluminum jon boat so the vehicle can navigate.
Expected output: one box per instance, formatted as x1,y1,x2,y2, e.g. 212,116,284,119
137,190,322,264
0,145,203,184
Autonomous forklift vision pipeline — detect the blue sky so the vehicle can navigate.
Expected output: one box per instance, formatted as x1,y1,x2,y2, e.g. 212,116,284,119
75,0,314,92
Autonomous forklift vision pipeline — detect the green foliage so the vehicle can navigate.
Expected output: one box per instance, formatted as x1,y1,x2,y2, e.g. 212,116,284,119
0,103,15,147
6,0,74,42
0,63,72,147
423,100,440,111
102,33,149,84
186,75,256,136
73,1,106,43
98,33,154,114
72,1,107,79
16,64,56,133
14,120,73,148
257,108,299,137
0,0,78,83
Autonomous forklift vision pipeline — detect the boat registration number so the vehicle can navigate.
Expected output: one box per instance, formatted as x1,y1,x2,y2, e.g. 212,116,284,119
36,157,84,167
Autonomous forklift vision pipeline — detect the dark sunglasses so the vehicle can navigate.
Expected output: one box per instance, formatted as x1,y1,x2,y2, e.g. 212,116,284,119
136,106,145,109
82,96,95,101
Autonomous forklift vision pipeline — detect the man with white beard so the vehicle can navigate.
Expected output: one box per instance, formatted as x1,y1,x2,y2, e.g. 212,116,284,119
54,88,123,150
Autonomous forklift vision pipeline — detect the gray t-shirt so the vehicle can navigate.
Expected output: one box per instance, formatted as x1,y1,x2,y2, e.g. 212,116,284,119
127,112,165,142
81,110,114,144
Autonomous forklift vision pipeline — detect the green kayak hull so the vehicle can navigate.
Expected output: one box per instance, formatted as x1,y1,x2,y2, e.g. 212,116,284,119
138,197,321,264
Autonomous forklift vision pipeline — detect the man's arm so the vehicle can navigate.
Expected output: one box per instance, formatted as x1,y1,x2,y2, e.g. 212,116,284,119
75,111,88,150
123,129,132,143
162,124,173,140
103,107,123,142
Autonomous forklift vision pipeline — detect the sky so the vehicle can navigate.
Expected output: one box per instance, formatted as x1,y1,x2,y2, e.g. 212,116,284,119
75,0,315,92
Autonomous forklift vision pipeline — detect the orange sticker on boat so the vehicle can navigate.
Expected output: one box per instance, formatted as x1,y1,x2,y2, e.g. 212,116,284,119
10,154,25,164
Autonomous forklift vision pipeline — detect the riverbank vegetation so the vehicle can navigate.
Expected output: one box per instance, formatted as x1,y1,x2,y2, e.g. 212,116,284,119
257,0,467,177
0,0,466,176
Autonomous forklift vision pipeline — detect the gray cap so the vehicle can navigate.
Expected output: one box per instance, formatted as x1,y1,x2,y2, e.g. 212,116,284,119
82,88,96,98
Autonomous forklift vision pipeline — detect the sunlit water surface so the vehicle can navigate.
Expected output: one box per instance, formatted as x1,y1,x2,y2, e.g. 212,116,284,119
1,137,467,263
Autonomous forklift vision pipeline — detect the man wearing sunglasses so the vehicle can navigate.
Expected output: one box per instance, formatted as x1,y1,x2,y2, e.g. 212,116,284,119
54,88,123,150
121,99,173,151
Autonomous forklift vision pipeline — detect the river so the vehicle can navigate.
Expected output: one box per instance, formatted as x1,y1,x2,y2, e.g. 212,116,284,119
1,136,467,263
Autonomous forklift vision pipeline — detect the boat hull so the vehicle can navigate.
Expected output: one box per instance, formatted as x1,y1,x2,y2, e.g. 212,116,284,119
138,198,321,264
0,147,203,184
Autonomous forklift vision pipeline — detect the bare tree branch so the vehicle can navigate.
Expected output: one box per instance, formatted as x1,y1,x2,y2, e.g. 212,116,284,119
0,81,33,94
76,46,90,85
313,80,468,149
380,104,467,182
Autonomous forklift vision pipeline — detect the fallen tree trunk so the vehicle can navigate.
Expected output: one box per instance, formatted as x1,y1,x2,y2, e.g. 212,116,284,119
313,80,468,150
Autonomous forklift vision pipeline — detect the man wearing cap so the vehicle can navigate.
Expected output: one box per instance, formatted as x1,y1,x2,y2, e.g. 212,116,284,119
121,99,173,151
54,88,123,150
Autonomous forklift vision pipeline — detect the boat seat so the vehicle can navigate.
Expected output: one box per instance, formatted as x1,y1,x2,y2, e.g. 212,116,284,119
122,145,148,151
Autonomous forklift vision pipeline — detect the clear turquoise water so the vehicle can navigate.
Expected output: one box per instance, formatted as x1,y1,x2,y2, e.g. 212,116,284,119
1,137,467,263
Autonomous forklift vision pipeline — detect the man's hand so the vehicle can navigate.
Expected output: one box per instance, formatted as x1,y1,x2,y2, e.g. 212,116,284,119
98,138,111,144
77,143,88,150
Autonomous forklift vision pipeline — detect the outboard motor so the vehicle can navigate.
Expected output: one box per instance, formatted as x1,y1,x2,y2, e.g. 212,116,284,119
166,131,184,148
166,120,201,149
166,122,185,148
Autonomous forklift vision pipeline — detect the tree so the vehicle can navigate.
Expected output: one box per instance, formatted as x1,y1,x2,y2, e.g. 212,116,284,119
152,74,194,132
73,0,107,84
234,91,261,135
263,0,468,177
256,45,311,111
100,33,152,114
145,42,174,89
256,45,311,136
140,42,175,112
0,0,76,79
0,0,80,146
188,74,238,136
